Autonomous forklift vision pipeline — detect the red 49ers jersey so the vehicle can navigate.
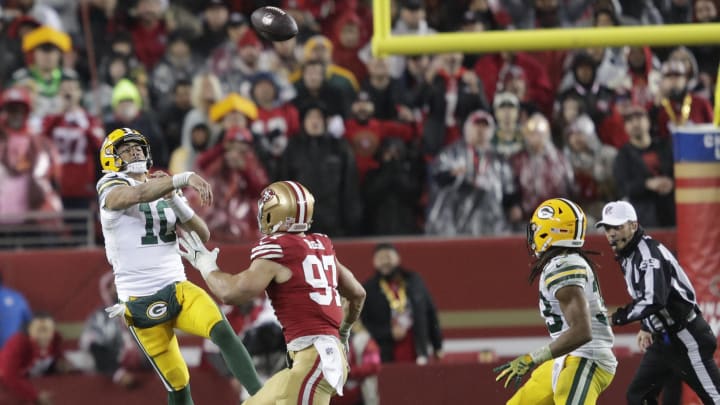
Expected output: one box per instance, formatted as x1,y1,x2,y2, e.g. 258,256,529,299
250,232,343,343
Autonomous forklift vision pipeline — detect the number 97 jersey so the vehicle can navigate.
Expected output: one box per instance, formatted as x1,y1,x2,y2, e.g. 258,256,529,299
250,232,343,343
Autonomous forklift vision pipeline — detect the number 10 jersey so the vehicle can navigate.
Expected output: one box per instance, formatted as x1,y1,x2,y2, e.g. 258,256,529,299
97,172,186,301
251,232,343,344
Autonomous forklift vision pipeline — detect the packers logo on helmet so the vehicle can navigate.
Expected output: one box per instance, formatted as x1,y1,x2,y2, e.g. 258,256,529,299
527,198,586,257
99,128,153,173
257,181,315,235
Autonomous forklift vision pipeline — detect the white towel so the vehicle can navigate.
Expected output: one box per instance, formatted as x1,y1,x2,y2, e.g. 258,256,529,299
552,355,567,392
313,336,345,396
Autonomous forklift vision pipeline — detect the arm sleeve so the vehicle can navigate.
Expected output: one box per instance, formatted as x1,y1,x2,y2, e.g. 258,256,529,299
616,256,670,324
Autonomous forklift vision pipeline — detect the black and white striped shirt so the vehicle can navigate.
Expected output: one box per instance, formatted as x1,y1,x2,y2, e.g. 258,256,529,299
613,230,699,333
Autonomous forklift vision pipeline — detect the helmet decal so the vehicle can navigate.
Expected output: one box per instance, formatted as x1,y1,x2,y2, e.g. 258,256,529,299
536,206,554,219
284,180,307,225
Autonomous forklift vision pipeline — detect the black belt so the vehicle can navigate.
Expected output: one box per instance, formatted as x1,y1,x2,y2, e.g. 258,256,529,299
652,311,698,340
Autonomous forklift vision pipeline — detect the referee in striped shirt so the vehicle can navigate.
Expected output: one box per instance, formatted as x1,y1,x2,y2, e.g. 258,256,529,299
597,201,720,404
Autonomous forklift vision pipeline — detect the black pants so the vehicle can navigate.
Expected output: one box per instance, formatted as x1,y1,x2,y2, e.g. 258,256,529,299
627,316,720,405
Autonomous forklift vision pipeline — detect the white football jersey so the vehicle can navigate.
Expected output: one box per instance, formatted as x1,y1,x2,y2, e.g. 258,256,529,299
539,253,617,374
97,172,186,301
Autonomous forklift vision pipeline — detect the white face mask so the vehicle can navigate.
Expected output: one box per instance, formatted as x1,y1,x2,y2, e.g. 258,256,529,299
125,161,147,174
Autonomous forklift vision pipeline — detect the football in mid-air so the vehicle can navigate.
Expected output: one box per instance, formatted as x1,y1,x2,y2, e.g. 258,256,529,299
250,6,298,42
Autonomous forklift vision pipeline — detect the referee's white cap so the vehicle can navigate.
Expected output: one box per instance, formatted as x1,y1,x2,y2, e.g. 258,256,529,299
596,201,638,228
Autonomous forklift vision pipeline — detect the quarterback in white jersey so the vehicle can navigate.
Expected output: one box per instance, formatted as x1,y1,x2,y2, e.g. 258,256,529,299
97,128,260,405
495,198,616,405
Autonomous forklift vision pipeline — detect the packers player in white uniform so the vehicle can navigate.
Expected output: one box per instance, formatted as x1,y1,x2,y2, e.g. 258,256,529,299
97,128,261,405
495,198,617,405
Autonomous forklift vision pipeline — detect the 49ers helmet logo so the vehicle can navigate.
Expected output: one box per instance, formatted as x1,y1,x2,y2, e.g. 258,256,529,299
260,188,276,203
146,301,168,319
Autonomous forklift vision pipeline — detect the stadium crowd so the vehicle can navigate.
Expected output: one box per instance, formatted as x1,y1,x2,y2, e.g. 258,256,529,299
0,0,717,247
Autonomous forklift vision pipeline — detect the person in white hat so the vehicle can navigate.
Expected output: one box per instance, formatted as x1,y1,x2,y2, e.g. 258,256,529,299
597,201,720,404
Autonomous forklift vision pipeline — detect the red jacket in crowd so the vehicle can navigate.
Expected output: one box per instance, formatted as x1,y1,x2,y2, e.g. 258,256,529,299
42,110,105,199
344,119,415,183
0,332,64,402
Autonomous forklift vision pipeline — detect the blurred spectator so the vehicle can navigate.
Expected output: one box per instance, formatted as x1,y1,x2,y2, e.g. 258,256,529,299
0,312,72,405
614,105,675,228
249,72,300,180
191,0,230,58
218,28,264,97
689,0,720,81
492,92,524,159
426,110,521,236
668,46,712,100
258,36,302,101
562,115,617,224
41,72,104,214
208,12,250,85
293,59,350,134
496,64,540,121
193,91,259,171
361,57,406,121
3,0,64,31
0,15,40,84
79,272,149,389
157,79,193,155
331,303,381,405
383,0,436,79
396,54,433,116
656,0,693,24
502,0,593,29
557,51,616,128
581,45,628,92
104,78,168,168
86,32,146,120
129,0,168,69
76,0,125,68
0,87,63,232
652,60,713,140
11,25,73,121
474,52,553,118
614,0,663,24
363,137,424,236
344,91,416,183
422,52,489,157
459,9,496,69
329,11,368,83
279,102,363,236
150,30,203,109
0,272,32,348
180,72,224,157
510,113,575,218
169,122,212,174
293,35,359,102
193,126,268,243
622,46,661,108
361,243,443,365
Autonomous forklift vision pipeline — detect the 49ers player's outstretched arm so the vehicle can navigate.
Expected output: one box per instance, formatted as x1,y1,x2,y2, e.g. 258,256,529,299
204,258,291,305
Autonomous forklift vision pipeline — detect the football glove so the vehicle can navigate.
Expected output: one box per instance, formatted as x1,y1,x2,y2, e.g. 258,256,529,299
105,303,127,319
178,231,219,279
494,354,535,389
